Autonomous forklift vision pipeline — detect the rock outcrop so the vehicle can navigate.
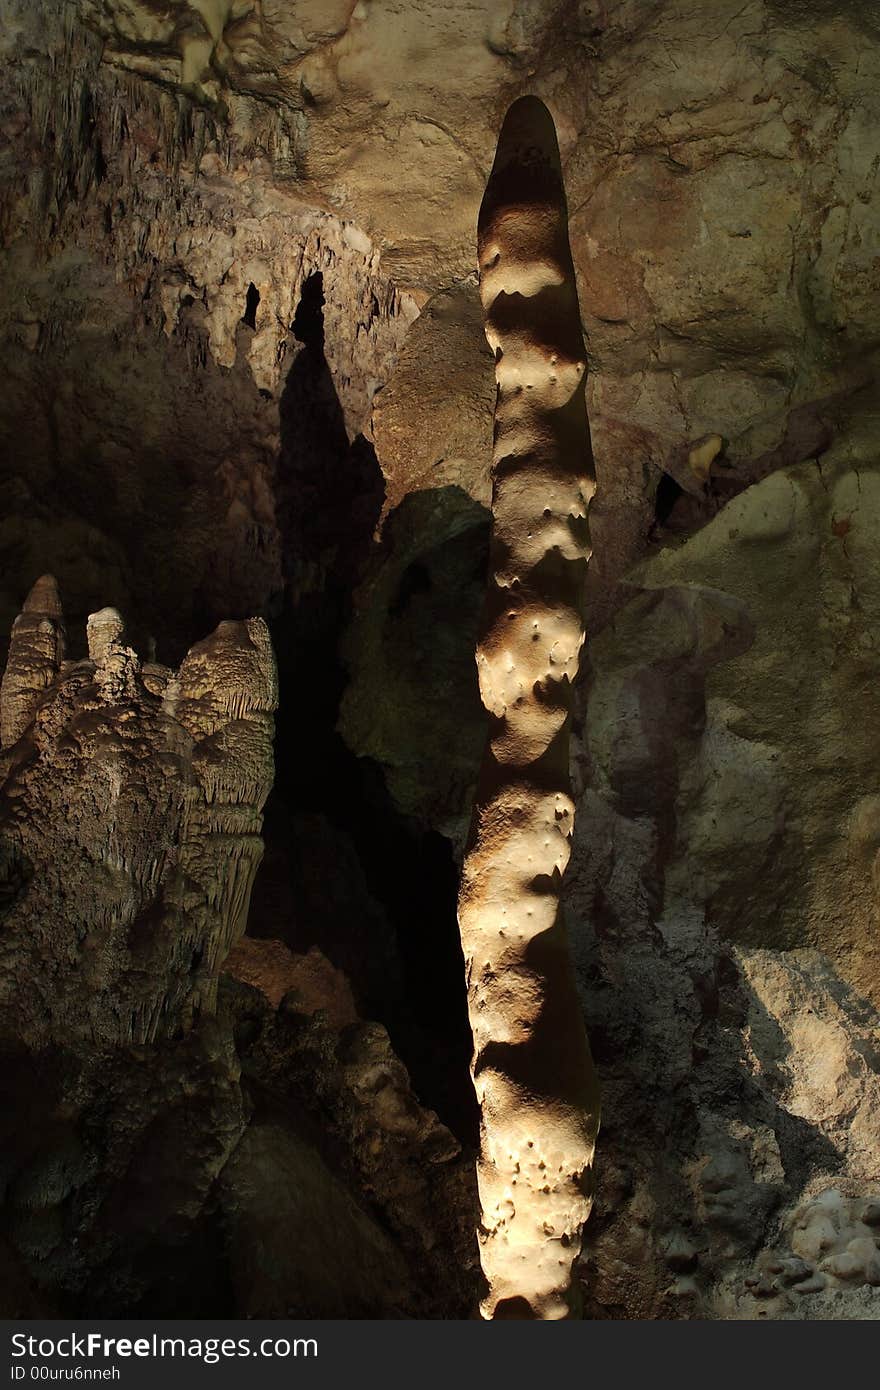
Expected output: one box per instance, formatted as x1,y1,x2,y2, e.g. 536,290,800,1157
0,0,878,1324
223,939,478,1316
0,576,474,1318
0,578,277,1048
564,448,880,1316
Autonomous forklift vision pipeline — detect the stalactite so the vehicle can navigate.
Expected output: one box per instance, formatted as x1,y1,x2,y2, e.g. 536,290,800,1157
457,96,600,1320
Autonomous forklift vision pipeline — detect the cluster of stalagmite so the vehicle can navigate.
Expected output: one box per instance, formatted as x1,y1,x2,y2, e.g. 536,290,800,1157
0,576,277,1049
457,97,600,1320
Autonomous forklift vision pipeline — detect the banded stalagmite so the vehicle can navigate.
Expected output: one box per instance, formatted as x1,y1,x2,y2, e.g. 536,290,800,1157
457,96,600,1320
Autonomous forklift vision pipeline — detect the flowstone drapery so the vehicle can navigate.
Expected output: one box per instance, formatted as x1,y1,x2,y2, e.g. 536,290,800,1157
0,577,277,1049
457,97,600,1320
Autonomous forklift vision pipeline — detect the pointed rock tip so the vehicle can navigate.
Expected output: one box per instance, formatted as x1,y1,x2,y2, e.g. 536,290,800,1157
478,97,569,256
23,574,63,618
497,96,561,164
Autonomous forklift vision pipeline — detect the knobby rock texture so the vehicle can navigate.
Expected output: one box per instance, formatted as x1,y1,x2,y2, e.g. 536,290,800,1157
458,97,599,1320
0,0,879,1319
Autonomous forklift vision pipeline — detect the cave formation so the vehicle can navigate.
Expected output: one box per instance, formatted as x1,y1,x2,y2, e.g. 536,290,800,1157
459,96,599,1320
1,0,880,1324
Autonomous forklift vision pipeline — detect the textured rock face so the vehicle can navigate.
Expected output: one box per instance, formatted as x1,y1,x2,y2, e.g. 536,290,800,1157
0,579,277,1048
224,941,477,1316
0,582,274,1313
0,957,475,1318
0,1,416,658
1,0,879,1323
555,436,880,1317
0,581,471,1317
71,0,566,287
332,5,880,1317
5,0,878,653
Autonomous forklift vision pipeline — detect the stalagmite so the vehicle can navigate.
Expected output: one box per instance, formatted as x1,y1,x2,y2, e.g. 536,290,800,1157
0,580,277,1050
457,97,600,1320
0,574,66,748
87,606,140,702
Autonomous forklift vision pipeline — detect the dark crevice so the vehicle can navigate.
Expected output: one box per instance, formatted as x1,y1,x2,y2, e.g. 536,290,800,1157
246,271,480,1147
653,471,686,528
389,560,432,618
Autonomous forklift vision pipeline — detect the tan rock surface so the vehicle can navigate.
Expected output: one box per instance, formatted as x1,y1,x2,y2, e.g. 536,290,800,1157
0,580,277,1048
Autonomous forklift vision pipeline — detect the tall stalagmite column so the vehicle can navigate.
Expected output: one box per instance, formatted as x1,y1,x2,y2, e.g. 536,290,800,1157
458,97,600,1320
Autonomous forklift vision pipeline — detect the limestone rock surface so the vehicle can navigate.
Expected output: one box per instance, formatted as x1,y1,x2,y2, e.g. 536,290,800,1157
0,579,277,1048
1,0,879,1324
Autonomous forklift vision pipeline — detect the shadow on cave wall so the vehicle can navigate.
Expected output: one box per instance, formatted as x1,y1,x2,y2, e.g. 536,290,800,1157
0,269,285,668
0,260,482,1145
249,271,480,1144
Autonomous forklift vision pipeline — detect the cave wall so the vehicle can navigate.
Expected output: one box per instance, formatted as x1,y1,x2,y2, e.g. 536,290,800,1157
0,0,879,1319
